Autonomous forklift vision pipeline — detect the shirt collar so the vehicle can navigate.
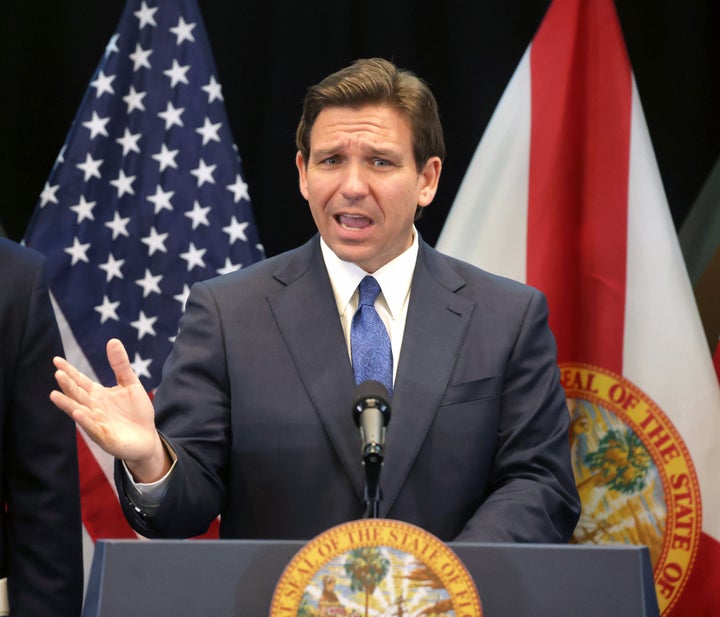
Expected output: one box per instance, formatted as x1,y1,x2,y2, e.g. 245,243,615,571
320,230,419,319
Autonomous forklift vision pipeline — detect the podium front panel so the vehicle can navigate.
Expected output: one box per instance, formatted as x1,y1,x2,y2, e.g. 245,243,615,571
83,539,659,617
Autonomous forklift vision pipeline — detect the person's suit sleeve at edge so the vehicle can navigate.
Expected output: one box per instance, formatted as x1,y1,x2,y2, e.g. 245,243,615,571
5,252,84,616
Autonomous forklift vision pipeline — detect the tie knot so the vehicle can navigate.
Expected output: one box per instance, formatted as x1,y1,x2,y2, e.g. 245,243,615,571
358,276,381,307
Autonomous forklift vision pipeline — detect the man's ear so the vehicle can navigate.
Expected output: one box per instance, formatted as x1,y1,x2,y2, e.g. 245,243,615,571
417,156,442,207
296,151,309,200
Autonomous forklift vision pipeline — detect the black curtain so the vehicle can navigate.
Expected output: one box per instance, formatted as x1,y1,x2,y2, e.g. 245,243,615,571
2,1,718,257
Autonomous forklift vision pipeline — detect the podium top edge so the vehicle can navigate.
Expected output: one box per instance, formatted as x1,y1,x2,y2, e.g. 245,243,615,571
95,538,649,553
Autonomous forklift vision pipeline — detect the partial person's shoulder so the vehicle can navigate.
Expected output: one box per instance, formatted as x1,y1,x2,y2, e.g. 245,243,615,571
0,238,46,277
0,237,43,263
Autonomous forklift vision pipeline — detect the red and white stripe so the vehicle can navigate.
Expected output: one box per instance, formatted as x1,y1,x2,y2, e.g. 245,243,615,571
438,0,720,614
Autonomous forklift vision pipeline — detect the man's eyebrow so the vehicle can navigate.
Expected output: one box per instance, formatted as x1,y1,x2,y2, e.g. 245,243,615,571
310,142,403,160
311,147,339,158
366,147,396,157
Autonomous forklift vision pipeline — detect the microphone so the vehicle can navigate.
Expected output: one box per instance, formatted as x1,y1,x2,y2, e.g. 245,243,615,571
352,380,392,465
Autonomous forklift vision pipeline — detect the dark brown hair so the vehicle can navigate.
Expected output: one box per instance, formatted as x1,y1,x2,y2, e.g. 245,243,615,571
296,58,446,171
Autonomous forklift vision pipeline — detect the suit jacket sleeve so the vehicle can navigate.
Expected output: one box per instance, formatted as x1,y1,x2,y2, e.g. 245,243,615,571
454,287,580,542
1,245,84,616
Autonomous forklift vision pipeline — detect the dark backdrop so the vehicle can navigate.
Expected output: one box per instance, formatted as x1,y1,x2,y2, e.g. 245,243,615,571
2,1,718,257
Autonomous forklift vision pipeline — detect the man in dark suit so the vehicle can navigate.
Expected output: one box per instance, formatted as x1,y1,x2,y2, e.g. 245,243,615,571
51,58,580,543
0,237,83,616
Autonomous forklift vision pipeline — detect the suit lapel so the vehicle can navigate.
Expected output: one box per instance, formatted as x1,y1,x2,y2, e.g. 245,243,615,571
267,237,366,500
379,242,475,516
266,238,475,514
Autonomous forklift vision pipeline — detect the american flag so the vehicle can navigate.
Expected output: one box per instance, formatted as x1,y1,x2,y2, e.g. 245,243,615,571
24,0,263,552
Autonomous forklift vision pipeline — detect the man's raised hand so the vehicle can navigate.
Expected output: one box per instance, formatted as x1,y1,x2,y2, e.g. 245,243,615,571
50,338,171,482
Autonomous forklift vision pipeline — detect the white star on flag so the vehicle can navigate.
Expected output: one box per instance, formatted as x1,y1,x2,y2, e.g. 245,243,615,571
69,196,96,223
217,257,242,275
129,43,153,71
39,182,60,207
91,70,116,97
158,101,184,129
105,211,130,239
134,1,158,28
146,186,174,213
196,117,222,145
109,170,136,197
64,237,91,265
180,242,207,270
163,59,190,87
94,295,120,323
202,76,223,102
116,128,142,156
98,253,125,282
82,111,111,139
170,16,196,44
130,353,153,379
123,85,147,112
135,269,163,297
190,158,216,186
76,153,103,181
130,310,157,339
152,143,179,171
173,284,191,309
223,216,249,243
141,227,169,255
105,33,120,56
227,173,250,202
185,200,211,229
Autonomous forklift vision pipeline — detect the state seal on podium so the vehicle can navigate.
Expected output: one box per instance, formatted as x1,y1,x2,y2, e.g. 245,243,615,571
270,518,482,616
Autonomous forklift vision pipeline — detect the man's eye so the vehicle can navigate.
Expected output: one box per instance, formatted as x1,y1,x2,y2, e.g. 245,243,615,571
323,157,340,165
373,159,391,167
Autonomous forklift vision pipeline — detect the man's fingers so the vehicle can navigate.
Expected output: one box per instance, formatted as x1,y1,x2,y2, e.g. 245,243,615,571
53,356,96,395
53,367,97,409
106,338,141,387
50,390,114,453
49,388,75,416
50,387,89,419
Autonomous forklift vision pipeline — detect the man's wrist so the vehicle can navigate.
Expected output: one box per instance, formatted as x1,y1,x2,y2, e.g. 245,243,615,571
125,434,174,483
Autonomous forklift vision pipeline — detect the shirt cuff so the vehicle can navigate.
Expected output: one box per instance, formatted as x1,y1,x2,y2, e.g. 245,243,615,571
121,436,178,515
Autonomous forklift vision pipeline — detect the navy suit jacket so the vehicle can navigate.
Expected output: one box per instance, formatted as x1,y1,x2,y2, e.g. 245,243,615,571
0,238,83,616
118,235,580,542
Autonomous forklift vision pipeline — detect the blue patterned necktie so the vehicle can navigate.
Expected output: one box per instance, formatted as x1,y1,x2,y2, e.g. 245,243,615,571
351,276,393,396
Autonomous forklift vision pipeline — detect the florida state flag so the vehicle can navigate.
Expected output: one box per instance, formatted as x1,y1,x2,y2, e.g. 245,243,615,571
437,0,720,614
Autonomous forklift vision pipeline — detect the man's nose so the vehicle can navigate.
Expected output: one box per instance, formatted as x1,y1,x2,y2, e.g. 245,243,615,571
340,163,369,200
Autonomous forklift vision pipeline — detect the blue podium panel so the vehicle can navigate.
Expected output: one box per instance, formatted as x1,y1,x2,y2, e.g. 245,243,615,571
452,543,659,617
83,540,659,617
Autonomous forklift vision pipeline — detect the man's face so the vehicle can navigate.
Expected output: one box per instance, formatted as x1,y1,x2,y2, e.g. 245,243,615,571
296,104,441,273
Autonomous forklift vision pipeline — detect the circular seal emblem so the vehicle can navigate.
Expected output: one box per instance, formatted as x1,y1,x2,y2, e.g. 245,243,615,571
561,362,702,615
270,518,482,617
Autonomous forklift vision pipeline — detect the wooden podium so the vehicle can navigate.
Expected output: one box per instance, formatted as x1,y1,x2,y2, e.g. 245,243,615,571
82,539,659,617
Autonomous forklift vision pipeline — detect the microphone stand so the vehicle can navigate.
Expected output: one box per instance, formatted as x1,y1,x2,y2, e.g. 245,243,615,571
362,448,383,519
352,380,391,520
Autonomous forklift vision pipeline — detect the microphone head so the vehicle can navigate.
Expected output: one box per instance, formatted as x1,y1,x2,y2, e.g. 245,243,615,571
352,380,392,427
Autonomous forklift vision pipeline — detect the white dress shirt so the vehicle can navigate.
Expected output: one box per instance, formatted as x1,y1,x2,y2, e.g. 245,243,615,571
319,229,418,381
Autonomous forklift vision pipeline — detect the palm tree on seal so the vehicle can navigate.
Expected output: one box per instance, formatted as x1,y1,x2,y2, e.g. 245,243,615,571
584,428,652,494
344,547,390,617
